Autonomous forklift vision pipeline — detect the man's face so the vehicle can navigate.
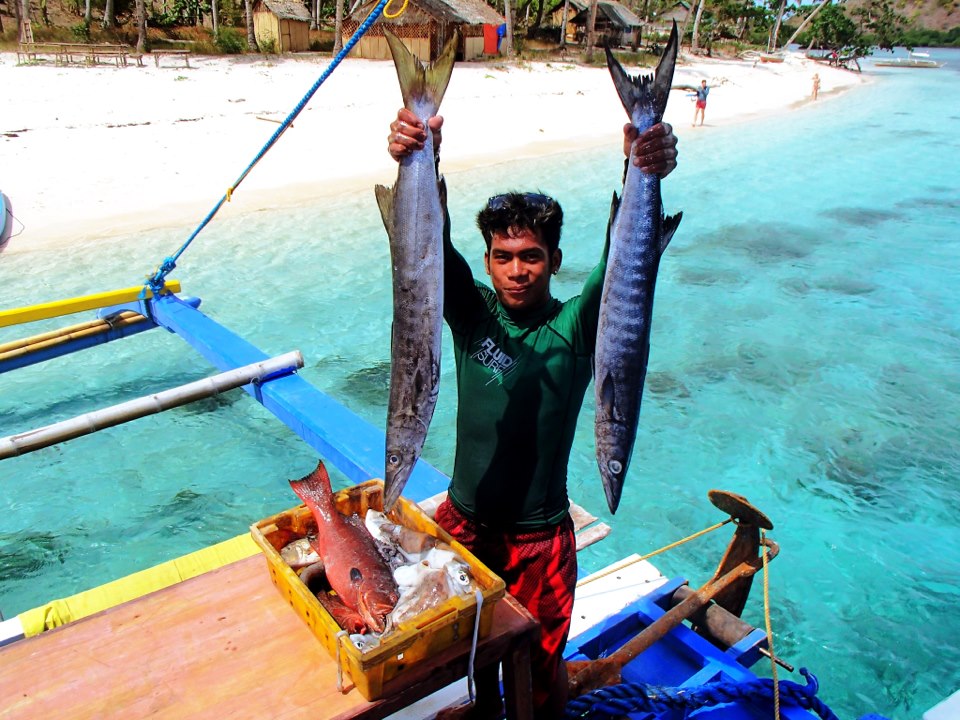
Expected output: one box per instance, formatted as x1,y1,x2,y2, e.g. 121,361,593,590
484,227,561,313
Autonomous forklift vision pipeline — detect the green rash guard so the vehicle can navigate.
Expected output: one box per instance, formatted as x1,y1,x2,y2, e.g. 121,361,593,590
442,230,608,531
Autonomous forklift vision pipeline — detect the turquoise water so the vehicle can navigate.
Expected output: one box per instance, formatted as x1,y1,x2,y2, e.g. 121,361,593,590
2,50,959,717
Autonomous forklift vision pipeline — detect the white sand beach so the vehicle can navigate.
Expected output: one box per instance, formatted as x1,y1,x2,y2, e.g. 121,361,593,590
0,49,865,253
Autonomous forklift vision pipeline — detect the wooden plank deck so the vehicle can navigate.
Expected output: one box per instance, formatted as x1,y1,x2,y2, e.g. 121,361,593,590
0,554,537,719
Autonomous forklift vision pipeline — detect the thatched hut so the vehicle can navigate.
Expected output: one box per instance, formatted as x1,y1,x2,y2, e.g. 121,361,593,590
343,0,505,62
649,1,690,36
253,0,312,53
569,0,642,48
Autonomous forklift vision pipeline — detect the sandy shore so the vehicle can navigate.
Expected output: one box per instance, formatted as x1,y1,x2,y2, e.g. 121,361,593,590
0,49,865,253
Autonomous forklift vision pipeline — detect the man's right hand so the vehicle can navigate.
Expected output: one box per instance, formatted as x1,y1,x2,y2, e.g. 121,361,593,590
388,108,444,162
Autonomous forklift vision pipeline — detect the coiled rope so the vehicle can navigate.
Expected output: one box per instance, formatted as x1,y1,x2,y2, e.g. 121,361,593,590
565,668,847,720
144,0,395,295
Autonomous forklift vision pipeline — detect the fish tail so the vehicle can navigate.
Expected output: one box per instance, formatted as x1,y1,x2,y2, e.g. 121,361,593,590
383,28,459,117
605,21,679,126
289,460,334,516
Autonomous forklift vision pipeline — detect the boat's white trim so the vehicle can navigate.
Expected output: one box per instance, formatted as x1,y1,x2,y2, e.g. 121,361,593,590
924,688,960,720
570,554,668,641
0,616,25,648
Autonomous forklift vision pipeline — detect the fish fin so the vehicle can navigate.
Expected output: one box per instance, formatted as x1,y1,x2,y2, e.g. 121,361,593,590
605,21,679,126
606,191,621,245
289,460,333,507
438,174,448,209
659,211,682,256
597,369,622,423
383,28,459,116
375,183,394,238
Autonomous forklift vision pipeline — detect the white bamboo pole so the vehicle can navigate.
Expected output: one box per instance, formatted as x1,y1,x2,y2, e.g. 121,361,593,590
0,351,304,460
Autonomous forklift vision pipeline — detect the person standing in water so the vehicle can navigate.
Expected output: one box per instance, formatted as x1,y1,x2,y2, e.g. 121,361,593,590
693,79,709,126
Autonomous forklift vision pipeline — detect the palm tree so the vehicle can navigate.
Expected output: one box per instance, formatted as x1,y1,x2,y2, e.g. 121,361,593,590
102,0,115,28
768,0,787,52
245,0,258,51
691,0,709,52
502,0,514,56
333,0,344,53
783,0,831,48
211,0,220,37
585,0,598,62
135,0,147,52
560,0,570,47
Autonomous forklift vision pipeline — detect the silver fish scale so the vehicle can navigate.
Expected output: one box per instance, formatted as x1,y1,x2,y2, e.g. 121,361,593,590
385,99,444,502
594,101,672,512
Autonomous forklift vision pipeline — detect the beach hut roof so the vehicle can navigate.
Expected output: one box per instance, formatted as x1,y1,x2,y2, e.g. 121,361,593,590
562,0,590,12
598,1,642,28
258,0,311,21
349,0,503,25
572,0,641,28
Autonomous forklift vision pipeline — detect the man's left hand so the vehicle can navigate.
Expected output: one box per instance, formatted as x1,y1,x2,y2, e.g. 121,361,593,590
624,122,678,178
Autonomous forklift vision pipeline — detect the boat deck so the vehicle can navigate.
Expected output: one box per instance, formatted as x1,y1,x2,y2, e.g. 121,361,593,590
0,554,538,720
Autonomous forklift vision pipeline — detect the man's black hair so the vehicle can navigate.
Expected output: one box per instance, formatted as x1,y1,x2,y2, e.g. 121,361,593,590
476,192,563,254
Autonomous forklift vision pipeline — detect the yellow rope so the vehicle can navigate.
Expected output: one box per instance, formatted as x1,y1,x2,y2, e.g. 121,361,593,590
761,530,781,720
383,0,408,18
576,518,732,587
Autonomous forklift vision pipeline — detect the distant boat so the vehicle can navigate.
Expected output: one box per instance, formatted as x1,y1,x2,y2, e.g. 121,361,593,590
0,190,12,250
759,52,785,63
874,51,944,68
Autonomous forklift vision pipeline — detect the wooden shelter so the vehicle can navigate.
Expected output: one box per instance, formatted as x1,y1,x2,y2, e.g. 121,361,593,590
570,0,642,48
343,0,504,62
649,1,690,36
253,0,311,53
547,0,588,44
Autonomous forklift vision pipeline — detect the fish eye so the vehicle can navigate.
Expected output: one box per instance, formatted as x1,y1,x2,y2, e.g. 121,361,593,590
388,454,400,465
354,639,365,649
608,460,623,475
457,571,469,584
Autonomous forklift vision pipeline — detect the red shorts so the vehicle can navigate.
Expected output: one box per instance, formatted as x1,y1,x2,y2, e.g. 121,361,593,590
696,99,707,109
434,499,577,710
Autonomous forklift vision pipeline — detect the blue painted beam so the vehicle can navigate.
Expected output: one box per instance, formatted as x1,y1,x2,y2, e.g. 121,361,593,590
0,297,200,375
148,293,450,501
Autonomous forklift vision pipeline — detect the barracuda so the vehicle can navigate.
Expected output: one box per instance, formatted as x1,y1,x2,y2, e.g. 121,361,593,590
375,30,458,512
595,24,683,514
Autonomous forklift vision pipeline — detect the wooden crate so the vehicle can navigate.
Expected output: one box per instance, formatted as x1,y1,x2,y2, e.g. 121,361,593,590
250,480,505,701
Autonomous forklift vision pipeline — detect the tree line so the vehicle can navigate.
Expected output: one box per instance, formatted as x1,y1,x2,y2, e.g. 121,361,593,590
6,0,952,58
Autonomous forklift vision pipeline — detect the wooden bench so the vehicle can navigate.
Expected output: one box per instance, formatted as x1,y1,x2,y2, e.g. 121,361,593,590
16,42,133,67
152,48,191,68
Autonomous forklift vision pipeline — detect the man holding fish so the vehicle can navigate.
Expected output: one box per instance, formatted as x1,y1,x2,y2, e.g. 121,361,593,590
385,118,677,719
381,29,679,720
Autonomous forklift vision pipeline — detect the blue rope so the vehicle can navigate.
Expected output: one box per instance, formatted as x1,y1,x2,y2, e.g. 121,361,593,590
565,668,883,720
145,0,391,294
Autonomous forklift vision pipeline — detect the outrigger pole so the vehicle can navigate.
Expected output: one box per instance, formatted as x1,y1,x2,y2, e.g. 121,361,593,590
0,351,304,460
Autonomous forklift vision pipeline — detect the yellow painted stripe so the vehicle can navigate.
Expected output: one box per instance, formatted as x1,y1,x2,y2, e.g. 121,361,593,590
0,280,181,328
19,533,261,636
